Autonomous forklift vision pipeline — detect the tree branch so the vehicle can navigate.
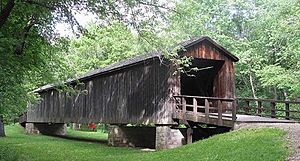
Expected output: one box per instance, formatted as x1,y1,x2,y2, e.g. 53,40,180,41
59,3,85,35
0,0,15,29
14,15,36,55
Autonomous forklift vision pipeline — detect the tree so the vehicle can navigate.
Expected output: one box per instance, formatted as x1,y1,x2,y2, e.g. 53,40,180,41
0,0,173,137
66,22,141,75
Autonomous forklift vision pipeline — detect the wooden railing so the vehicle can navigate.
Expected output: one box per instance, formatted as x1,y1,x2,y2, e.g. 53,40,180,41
173,95,236,126
236,98,300,120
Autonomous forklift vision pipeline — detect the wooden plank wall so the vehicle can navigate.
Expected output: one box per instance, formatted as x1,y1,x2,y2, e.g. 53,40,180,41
184,40,235,107
27,58,178,125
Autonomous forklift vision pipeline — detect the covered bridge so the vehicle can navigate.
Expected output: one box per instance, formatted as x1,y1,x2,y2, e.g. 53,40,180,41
25,36,239,149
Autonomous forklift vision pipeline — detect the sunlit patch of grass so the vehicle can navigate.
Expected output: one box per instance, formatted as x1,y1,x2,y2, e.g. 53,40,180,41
66,127,108,140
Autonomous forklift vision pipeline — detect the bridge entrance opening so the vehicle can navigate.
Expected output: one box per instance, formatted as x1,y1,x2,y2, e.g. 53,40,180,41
180,58,224,108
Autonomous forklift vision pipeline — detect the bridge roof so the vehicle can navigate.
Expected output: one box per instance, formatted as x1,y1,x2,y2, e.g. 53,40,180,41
34,36,238,93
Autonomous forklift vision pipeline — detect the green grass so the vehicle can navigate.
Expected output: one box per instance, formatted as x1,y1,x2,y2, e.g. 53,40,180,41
0,125,289,161
66,128,108,140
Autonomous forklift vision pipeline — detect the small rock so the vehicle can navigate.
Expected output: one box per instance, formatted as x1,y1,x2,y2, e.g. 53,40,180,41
141,148,156,152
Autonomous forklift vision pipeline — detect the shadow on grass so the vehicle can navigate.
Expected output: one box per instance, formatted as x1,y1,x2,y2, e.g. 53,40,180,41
46,134,108,144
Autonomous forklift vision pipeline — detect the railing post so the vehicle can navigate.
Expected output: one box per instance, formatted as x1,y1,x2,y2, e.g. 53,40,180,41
257,101,262,116
205,99,209,122
217,100,223,126
232,99,237,121
193,98,197,115
245,101,250,115
285,103,290,120
271,102,276,118
182,98,186,114
187,127,193,144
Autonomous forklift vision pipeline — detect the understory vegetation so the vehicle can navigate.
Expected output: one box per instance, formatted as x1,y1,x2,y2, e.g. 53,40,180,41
0,125,289,161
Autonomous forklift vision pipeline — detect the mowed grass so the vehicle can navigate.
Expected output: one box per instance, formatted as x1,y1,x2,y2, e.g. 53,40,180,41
0,125,289,161
66,128,108,140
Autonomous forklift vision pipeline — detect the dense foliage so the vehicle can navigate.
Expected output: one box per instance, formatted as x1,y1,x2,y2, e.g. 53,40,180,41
166,0,300,100
66,22,141,75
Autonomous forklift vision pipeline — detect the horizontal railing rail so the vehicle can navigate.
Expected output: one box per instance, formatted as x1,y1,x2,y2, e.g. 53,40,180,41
236,98,300,120
173,95,236,126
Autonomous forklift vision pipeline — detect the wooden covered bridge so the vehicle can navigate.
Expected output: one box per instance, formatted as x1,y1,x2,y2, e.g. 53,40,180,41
22,36,300,150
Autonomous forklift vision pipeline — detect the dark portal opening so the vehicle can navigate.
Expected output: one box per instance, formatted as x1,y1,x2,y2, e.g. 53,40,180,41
180,58,224,98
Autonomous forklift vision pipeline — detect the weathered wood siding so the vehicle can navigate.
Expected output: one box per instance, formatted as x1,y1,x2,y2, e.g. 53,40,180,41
183,40,235,99
27,58,179,125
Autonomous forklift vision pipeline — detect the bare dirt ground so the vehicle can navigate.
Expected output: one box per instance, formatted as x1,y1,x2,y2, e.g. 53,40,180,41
235,123,300,161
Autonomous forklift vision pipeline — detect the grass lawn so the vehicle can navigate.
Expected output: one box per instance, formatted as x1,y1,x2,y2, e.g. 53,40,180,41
0,125,289,161
66,128,108,140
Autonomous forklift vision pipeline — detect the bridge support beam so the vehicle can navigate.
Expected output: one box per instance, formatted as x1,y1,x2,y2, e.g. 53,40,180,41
26,123,67,136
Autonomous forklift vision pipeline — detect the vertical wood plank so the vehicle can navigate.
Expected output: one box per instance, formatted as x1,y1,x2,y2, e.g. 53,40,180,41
103,77,107,122
182,98,186,114
99,77,104,122
61,92,65,123
193,98,197,114
217,100,223,126
182,97,187,124
205,99,209,122
49,91,53,122
232,100,237,121
257,101,262,116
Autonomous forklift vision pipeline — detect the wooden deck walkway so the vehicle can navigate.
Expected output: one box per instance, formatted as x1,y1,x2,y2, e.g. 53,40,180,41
235,114,299,123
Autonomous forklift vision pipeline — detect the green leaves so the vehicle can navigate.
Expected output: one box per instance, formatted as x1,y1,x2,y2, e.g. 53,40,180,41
167,0,300,99
66,22,139,75
257,65,300,97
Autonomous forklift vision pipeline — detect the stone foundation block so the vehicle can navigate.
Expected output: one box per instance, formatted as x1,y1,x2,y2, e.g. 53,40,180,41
155,126,186,150
108,126,155,148
26,123,67,136
26,123,40,134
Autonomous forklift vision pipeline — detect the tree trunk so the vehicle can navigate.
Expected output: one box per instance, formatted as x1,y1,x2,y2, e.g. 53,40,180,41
249,72,260,114
0,115,5,137
283,90,288,101
14,15,36,55
0,0,15,29
249,72,258,100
